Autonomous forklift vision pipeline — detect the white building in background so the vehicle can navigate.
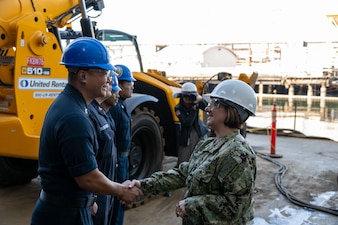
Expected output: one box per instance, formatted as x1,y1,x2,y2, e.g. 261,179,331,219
202,46,237,67
143,45,240,78
139,41,338,79
98,29,338,80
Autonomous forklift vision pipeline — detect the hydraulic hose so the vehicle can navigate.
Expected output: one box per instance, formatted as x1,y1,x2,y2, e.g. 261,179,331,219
256,152,338,216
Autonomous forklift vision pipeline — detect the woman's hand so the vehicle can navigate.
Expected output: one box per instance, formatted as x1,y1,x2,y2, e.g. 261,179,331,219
175,200,187,218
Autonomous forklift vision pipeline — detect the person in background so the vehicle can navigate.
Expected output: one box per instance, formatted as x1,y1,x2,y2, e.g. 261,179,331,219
173,82,209,166
102,73,121,113
109,64,136,225
88,71,121,225
137,80,257,225
30,38,142,225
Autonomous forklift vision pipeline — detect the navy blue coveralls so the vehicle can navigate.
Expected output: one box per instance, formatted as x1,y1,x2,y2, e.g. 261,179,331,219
31,84,98,225
88,100,117,225
108,97,131,225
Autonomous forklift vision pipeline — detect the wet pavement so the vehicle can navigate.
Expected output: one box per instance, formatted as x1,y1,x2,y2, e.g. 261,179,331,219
1,133,338,225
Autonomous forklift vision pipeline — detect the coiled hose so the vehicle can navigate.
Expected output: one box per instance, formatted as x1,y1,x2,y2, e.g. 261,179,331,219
257,152,338,216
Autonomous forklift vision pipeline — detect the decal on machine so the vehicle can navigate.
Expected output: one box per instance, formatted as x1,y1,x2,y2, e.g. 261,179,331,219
18,78,67,90
21,66,50,75
27,57,44,66
33,92,61,99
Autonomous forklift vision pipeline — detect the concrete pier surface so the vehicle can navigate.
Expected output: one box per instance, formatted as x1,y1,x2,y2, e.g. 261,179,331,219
1,133,338,225
125,133,338,225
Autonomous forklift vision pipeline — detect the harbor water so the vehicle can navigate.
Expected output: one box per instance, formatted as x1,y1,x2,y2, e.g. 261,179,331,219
246,94,338,142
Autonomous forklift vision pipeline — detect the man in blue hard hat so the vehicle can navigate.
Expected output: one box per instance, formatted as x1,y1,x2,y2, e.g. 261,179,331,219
88,71,122,225
31,38,142,225
109,64,136,225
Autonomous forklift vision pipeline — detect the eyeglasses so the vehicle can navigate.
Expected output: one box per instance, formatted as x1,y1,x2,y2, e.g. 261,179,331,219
122,81,134,88
206,98,227,110
87,69,110,76
112,90,120,95
107,76,113,84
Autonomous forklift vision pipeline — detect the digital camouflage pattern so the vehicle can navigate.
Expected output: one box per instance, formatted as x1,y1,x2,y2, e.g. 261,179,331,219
140,131,256,225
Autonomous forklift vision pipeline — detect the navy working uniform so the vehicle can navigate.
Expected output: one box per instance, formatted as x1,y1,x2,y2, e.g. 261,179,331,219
141,79,258,225
109,97,131,225
88,100,117,225
140,131,256,225
31,84,98,225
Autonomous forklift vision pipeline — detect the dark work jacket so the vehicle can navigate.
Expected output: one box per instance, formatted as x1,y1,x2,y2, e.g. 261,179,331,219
88,100,117,181
88,100,117,225
175,98,209,146
32,84,98,225
108,98,131,157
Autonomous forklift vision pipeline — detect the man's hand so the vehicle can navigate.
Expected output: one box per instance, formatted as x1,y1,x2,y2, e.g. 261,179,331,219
118,180,143,204
124,179,141,189
91,202,98,216
196,94,202,102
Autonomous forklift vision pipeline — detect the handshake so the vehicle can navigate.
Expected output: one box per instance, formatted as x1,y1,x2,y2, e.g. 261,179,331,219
118,179,143,204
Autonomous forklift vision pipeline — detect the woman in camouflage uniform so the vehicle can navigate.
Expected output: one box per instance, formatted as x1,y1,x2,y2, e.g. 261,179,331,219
138,79,257,225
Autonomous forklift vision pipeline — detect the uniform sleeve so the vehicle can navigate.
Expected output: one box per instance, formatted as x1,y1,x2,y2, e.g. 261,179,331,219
184,147,256,223
140,162,189,196
108,105,121,128
198,98,208,110
57,114,98,177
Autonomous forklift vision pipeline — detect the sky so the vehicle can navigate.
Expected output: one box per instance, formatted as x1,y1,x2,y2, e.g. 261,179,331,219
76,0,338,44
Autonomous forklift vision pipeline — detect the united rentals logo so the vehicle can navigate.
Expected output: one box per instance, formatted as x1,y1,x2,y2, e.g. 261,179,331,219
18,78,67,90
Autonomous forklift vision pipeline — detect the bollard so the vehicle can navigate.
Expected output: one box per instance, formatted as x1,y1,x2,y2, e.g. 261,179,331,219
270,103,277,154
270,103,282,158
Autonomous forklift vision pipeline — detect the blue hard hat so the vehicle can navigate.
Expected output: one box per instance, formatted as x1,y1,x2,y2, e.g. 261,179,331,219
60,37,114,71
115,64,136,82
110,71,122,92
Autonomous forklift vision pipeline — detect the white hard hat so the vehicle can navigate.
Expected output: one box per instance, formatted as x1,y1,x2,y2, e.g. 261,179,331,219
210,79,257,121
173,82,197,98
181,82,197,93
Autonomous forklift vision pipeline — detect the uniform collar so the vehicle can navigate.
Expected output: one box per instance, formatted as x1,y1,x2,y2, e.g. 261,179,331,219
205,130,241,153
64,84,88,114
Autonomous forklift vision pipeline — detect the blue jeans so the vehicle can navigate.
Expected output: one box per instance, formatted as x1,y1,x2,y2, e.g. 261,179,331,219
111,156,129,225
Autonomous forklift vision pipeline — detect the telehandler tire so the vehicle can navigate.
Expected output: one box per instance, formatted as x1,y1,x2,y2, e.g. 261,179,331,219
0,157,37,186
129,106,164,180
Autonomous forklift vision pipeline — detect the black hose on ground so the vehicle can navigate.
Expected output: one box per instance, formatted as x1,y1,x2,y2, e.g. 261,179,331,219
256,152,338,216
